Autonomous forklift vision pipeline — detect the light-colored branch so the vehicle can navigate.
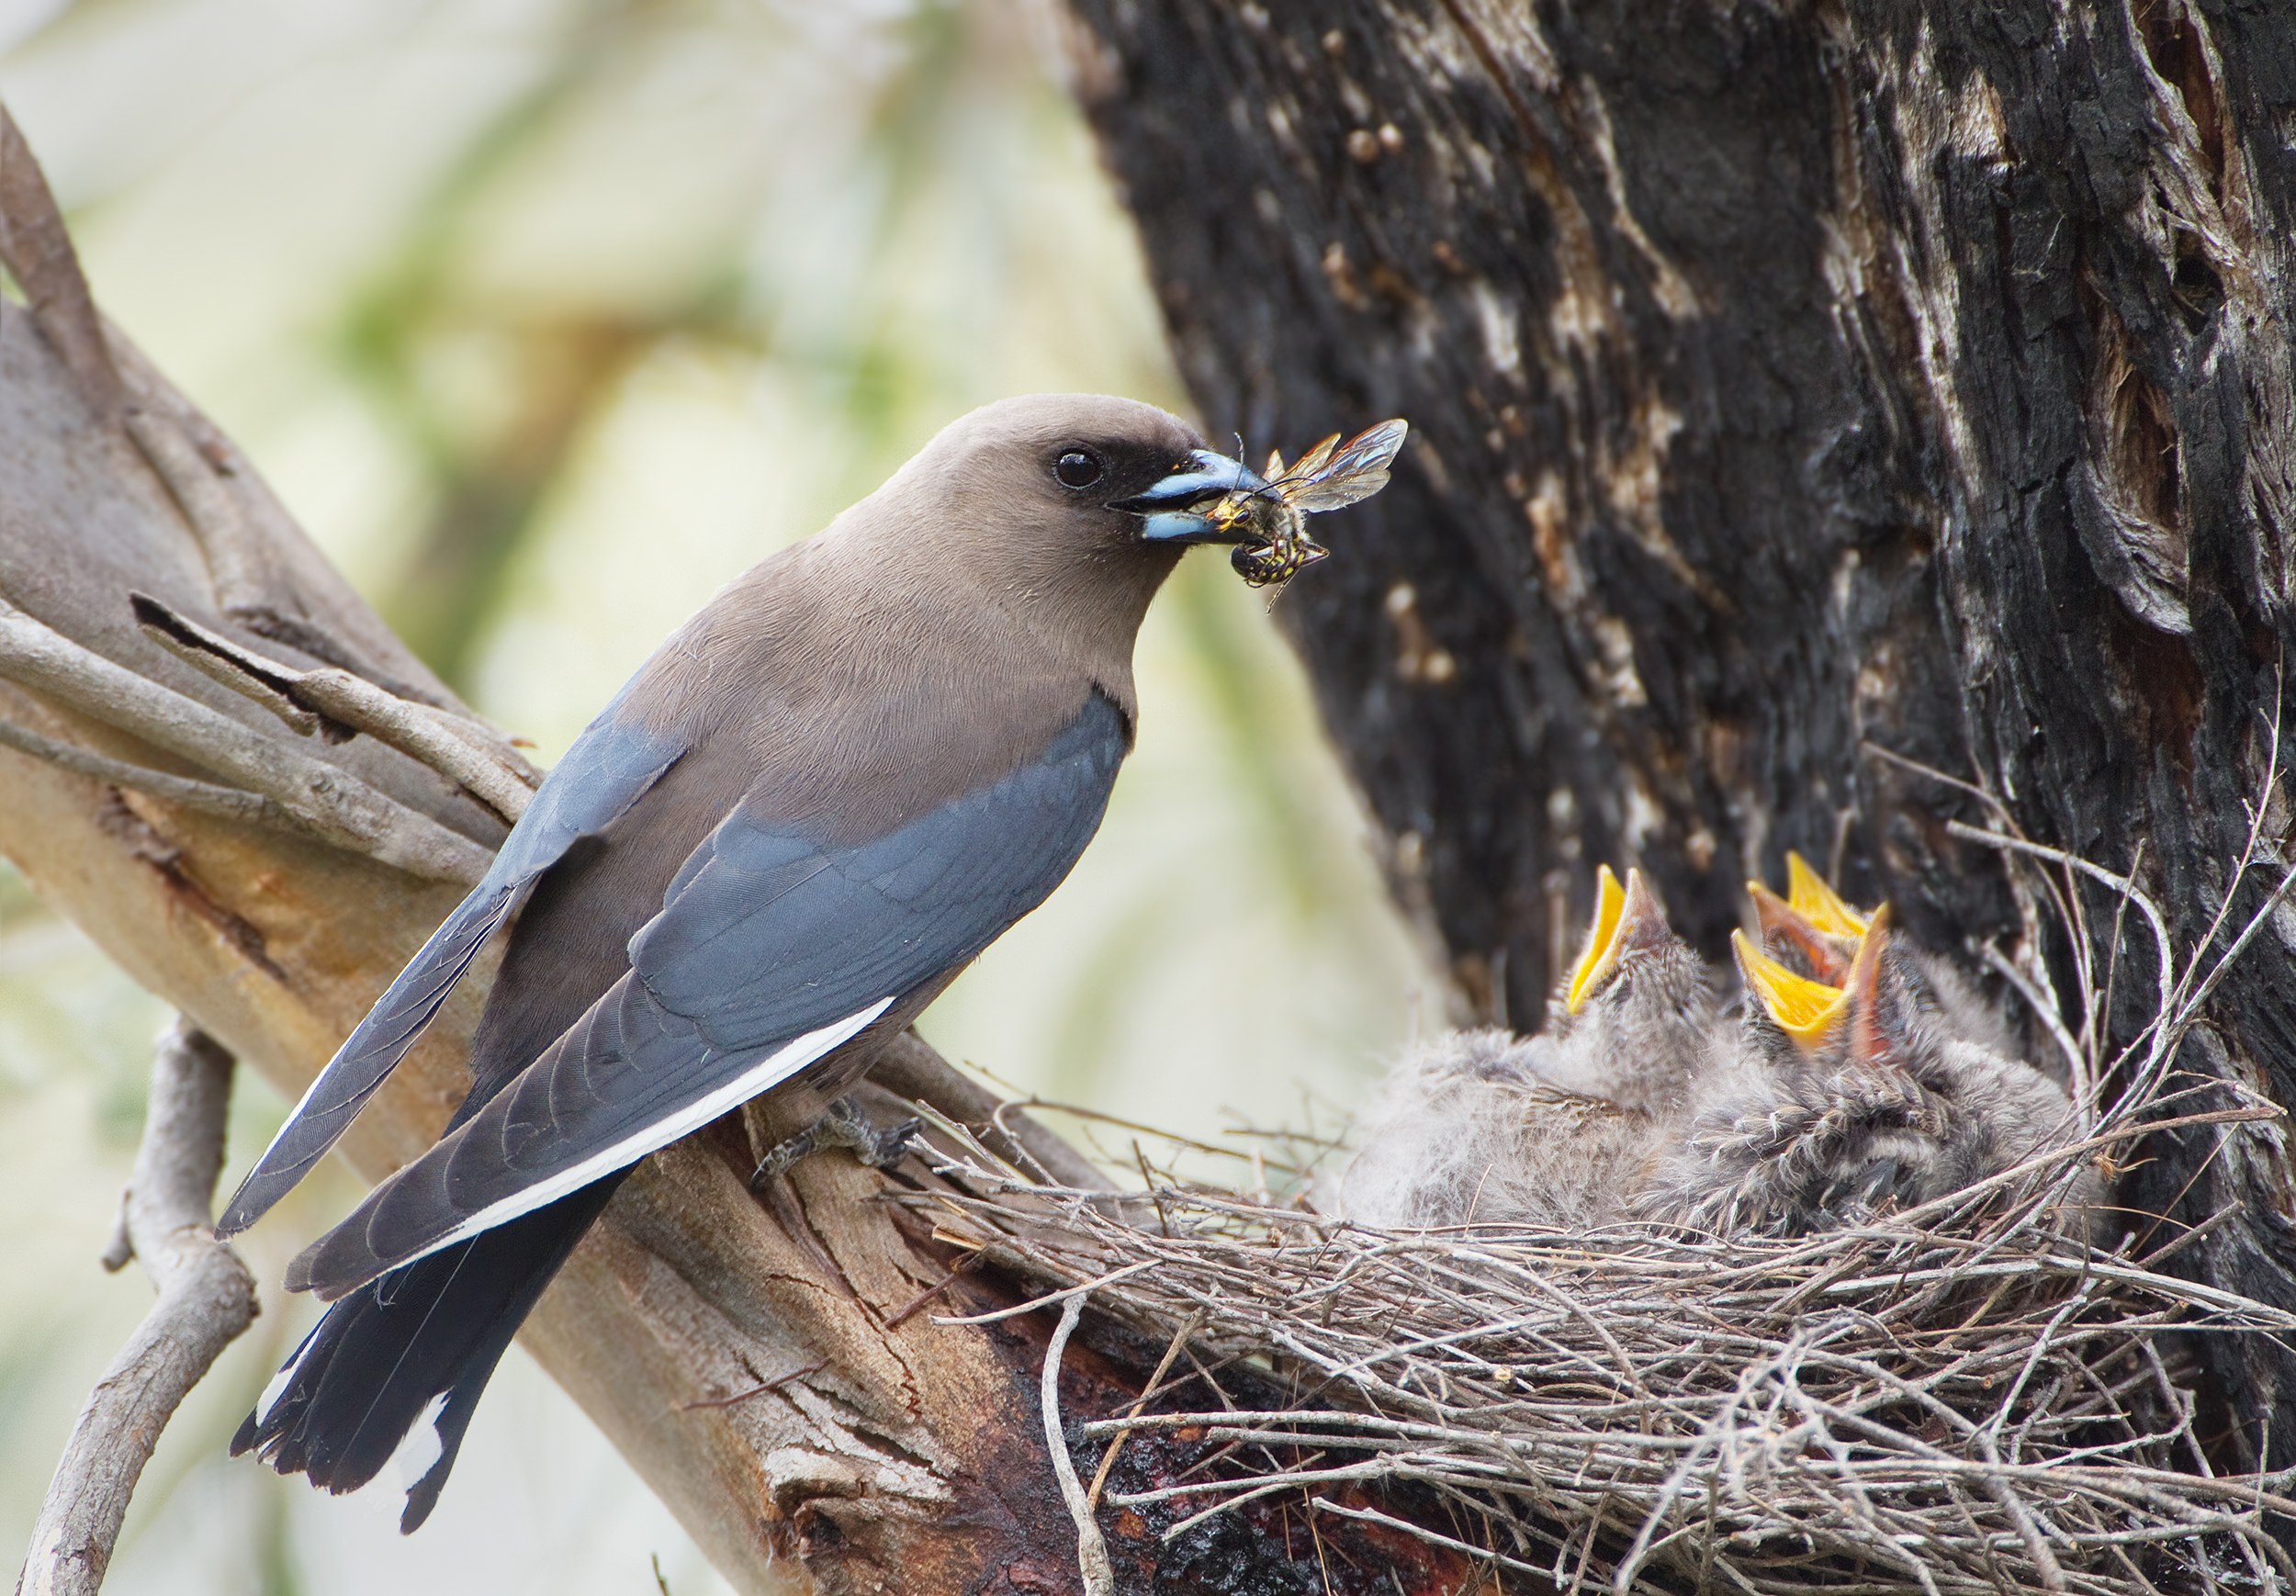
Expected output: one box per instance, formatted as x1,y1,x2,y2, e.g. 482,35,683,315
0,593,491,883
0,713,292,830
0,106,124,415
131,593,538,825
16,1021,256,1596
1,101,274,616
119,410,274,618
1039,1294,1114,1596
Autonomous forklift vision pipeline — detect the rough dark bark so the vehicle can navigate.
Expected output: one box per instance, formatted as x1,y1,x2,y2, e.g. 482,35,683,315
1063,0,2296,1497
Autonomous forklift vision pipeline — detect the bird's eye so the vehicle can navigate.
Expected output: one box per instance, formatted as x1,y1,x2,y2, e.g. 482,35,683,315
1054,449,1105,489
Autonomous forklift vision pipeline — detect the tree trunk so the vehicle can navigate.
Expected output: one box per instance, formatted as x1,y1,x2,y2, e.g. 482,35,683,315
1060,0,2296,1492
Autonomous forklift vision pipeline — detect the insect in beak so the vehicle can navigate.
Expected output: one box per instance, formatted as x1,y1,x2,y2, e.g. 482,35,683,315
1204,418,1409,591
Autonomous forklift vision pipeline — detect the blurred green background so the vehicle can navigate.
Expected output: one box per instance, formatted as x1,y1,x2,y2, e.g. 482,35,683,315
0,2,1431,1591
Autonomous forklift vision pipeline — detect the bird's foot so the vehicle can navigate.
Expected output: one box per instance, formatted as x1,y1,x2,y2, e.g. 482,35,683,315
749,1097,923,1189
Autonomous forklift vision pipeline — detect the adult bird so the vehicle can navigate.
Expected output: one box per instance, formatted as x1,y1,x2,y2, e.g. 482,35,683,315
217,394,1279,1529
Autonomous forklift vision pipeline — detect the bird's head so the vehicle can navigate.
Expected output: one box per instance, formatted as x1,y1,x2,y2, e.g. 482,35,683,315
1734,929,1851,1060
884,393,1264,585
1746,852,1872,984
1736,905,1952,1085
1561,865,1701,1016
1553,865,1715,1109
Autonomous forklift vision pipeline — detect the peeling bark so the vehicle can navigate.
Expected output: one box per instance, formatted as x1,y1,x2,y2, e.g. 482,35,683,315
1063,0,2296,1503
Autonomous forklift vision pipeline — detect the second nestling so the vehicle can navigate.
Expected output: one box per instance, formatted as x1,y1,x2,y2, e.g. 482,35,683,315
1336,857,2103,1241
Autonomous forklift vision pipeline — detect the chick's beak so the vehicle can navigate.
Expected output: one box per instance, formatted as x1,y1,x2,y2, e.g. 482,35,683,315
1747,881,1855,984
1117,449,1269,543
1564,866,1671,1014
1840,905,1904,1069
1734,931,1851,1050
1784,852,1873,938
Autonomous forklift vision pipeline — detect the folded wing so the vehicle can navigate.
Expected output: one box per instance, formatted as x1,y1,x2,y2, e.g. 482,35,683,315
287,690,1129,1298
217,708,684,1236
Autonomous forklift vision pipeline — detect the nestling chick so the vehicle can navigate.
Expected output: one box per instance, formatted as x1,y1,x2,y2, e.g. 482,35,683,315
1750,853,2020,1058
1647,908,2101,1238
1747,851,1868,983
1330,1028,1659,1229
1336,867,1716,1229
1532,865,1717,1117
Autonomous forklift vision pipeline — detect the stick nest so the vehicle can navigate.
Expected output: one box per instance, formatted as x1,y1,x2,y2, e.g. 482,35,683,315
906,816,2296,1595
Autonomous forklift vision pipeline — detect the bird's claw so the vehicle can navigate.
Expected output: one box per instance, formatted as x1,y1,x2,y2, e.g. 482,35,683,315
748,1097,922,1189
854,1112,924,1170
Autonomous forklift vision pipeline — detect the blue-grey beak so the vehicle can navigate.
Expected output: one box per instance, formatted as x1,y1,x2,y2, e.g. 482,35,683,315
1116,449,1269,544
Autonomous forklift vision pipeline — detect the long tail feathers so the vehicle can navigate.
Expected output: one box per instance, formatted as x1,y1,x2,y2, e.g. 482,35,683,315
234,1177,622,1532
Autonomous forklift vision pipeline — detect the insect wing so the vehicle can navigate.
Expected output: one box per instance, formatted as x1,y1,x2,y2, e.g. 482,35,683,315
1285,419,1408,512
1292,432,1347,477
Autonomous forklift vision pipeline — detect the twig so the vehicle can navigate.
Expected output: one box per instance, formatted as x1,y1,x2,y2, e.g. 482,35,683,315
1973,938,2089,1109
867,1029,1112,1193
1041,1294,1114,1596
0,712,294,830
16,1021,256,1596
120,411,276,619
675,1363,823,1412
884,1255,981,1329
1086,1309,1206,1511
0,591,490,883
935,1261,1157,1326
1943,822,2174,1048
1306,1498,1552,1580
0,104,125,414
131,592,537,824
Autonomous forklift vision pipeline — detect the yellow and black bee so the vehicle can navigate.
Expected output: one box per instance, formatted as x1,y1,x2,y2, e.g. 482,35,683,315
1212,418,1408,589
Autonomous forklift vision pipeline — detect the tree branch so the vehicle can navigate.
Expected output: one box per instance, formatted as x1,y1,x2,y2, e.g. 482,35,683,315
0,105,124,415
0,712,297,831
0,593,492,883
130,592,539,825
16,1021,256,1596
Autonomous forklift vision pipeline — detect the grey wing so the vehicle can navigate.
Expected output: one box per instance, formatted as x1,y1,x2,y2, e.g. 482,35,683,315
287,691,1128,1298
217,707,683,1235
